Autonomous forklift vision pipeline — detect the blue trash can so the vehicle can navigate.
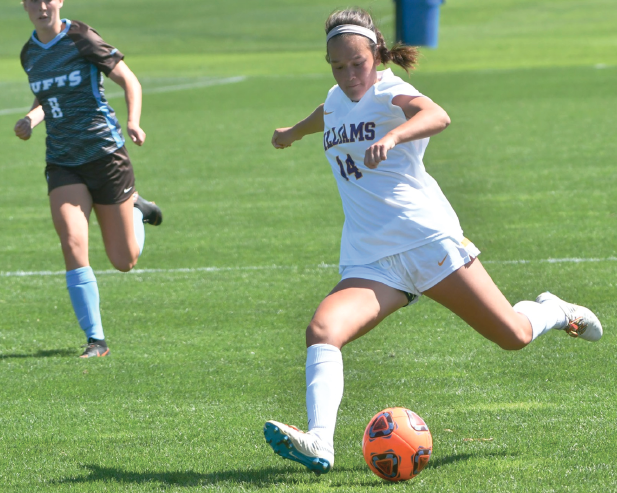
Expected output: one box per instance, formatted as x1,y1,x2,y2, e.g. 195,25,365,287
395,0,445,48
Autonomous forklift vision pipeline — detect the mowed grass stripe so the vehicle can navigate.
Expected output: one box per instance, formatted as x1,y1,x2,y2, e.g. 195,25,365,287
2,255,617,278
0,75,248,116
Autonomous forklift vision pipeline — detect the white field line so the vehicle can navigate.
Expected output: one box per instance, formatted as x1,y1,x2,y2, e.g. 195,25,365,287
2,62,612,117
2,257,617,279
483,257,617,265
0,105,31,116
0,76,247,116
4,62,612,117
106,75,246,99
0,263,336,278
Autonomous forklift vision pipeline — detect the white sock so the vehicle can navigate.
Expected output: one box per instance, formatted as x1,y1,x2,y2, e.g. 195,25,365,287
514,300,568,341
306,344,344,449
133,207,145,256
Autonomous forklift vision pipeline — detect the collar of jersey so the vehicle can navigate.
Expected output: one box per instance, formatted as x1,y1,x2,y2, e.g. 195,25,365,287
376,68,394,84
31,19,71,50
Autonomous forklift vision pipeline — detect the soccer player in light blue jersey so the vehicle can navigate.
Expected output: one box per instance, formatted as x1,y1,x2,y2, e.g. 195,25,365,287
14,0,163,357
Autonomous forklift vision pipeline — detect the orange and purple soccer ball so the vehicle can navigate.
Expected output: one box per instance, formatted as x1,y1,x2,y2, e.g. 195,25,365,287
362,407,432,482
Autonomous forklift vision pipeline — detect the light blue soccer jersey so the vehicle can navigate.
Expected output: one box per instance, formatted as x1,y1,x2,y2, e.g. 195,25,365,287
20,20,125,166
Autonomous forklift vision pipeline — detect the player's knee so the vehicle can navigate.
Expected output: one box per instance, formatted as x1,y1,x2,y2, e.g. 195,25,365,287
495,321,532,350
306,319,328,346
108,250,138,272
497,339,527,351
306,319,344,348
110,259,134,273
60,233,87,259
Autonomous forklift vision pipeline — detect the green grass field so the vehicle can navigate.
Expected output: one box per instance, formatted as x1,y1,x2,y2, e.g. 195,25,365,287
1,1,617,491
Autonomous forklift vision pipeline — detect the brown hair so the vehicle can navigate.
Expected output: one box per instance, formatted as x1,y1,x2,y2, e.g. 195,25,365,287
325,8,418,73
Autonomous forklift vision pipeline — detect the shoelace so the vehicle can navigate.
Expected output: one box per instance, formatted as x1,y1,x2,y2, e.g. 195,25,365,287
564,317,587,338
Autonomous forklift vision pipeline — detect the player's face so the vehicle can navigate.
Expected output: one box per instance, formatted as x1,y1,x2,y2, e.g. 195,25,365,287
23,0,64,31
328,35,379,102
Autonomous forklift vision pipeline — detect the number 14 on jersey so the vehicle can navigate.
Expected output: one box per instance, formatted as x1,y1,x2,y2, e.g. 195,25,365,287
336,154,363,181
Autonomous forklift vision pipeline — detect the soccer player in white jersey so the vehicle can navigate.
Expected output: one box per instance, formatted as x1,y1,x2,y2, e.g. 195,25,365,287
14,0,162,357
263,7,603,476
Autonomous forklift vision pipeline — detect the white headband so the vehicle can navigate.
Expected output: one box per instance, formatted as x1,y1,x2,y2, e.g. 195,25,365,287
326,24,377,44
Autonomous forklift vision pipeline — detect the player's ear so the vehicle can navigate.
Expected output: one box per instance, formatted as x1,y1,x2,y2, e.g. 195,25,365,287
373,50,381,67
369,40,381,66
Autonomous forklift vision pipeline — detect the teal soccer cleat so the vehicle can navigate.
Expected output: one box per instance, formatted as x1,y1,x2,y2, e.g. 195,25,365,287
264,420,333,476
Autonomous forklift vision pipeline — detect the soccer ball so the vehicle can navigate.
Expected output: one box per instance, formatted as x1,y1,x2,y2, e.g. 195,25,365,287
362,407,432,482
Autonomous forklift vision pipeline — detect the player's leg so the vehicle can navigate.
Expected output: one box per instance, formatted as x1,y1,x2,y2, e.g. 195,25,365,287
307,279,408,455
94,196,141,272
95,191,162,272
306,278,409,348
90,146,162,272
50,184,92,271
50,184,108,357
265,279,408,474
423,258,533,349
423,258,601,347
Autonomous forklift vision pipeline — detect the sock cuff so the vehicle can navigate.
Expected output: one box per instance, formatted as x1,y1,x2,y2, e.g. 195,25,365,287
513,300,546,341
66,266,96,287
306,343,342,367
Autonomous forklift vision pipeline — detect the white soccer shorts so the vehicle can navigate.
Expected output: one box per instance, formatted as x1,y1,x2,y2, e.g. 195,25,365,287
339,237,481,306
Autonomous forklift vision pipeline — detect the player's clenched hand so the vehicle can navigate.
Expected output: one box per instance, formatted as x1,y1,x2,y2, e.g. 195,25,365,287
272,127,297,149
14,116,33,141
127,122,146,146
364,135,396,169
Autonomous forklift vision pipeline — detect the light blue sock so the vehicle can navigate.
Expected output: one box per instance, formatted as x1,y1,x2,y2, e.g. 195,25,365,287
133,207,145,256
66,267,105,340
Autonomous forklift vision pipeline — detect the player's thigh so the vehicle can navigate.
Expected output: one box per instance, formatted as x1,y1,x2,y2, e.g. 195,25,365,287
49,184,92,269
422,258,531,349
307,278,408,348
93,196,139,271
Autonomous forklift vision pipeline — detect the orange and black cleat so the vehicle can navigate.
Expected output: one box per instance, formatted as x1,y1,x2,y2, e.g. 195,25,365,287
133,192,163,226
80,338,110,358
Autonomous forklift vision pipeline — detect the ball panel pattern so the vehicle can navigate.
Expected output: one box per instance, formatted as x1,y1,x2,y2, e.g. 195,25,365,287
362,407,432,482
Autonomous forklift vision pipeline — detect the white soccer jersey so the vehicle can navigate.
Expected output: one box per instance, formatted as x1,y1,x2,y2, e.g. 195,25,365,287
323,68,464,266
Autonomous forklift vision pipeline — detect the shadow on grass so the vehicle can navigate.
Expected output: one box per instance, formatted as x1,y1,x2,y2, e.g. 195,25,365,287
0,348,77,359
57,453,514,488
328,452,517,488
56,464,366,488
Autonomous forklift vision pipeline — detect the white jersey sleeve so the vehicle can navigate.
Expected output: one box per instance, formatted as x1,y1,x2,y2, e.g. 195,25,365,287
322,69,464,266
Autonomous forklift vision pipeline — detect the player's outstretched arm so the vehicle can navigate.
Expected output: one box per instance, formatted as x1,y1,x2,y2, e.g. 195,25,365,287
272,104,325,149
364,96,450,169
14,98,44,141
109,60,146,146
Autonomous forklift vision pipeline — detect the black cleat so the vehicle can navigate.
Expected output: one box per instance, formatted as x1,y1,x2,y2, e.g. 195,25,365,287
133,192,163,226
80,338,110,358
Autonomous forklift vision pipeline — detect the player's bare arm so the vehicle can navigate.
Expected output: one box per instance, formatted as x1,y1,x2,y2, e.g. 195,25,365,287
364,96,450,168
14,98,44,141
272,104,325,149
109,60,145,146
